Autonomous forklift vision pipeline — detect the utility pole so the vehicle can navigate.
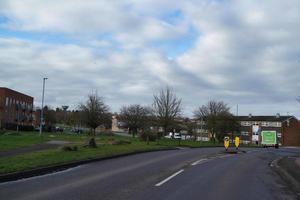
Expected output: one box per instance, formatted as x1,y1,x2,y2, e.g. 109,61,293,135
39,77,48,136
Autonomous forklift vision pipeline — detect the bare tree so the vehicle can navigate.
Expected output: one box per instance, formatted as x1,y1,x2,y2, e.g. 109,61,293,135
119,104,152,137
153,87,182,136
194,100,238,143
79,93,110,136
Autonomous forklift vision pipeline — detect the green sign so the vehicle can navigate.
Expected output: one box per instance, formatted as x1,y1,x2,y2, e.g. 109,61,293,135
261,131,277,145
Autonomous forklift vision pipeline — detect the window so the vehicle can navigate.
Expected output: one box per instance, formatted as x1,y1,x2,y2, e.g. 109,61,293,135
241,121,251,126
5,97,8,106
277,133,282,138
241,131,249,136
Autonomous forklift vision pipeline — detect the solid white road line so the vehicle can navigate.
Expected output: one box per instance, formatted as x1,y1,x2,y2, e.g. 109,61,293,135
191,158,208,166
155,169,184,187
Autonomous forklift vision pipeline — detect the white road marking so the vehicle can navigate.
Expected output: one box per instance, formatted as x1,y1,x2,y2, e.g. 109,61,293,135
191,158,208,166
155,169,184,187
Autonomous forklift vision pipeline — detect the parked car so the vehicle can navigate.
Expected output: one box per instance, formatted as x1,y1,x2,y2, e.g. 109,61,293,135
173,133,181,139
181,135,192,140
71,128,83,134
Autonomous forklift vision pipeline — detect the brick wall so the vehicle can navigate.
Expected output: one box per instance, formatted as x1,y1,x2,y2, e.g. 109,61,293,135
282,118,300,146
0,87,34,130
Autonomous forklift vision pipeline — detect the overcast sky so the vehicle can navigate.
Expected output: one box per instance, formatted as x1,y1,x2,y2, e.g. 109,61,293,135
0,0,299,117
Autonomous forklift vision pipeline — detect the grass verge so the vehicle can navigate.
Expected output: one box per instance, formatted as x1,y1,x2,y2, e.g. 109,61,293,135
0,131,257,174
0,141,171,174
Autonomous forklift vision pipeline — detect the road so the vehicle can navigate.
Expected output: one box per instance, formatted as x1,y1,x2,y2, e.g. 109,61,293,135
0,147,299,200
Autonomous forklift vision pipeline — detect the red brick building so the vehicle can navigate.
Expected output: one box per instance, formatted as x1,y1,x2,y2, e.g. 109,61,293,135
0,87,34,130
238,115,300,146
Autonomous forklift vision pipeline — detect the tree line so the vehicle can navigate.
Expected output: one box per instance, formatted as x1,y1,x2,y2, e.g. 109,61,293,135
40,87,240,143
75,87,240,143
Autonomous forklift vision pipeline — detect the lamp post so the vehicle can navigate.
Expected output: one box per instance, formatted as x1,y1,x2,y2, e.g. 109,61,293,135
39,77,48,136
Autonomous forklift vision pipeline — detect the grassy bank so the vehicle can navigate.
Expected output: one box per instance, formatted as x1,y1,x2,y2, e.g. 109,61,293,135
0,132,49,151
0,131,253,174
0,141,171,174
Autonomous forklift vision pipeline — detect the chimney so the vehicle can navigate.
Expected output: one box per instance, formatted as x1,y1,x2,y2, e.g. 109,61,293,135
248,113,252,118
276,113,280,118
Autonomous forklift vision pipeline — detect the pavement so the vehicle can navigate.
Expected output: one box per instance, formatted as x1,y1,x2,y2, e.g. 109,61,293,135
275,155,300,193
0,147,299,200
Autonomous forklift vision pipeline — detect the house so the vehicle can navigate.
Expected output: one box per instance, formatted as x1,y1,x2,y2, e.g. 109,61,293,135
237,114,300,146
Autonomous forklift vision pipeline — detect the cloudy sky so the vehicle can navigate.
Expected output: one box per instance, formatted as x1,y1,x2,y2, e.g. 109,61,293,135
0,0,299,117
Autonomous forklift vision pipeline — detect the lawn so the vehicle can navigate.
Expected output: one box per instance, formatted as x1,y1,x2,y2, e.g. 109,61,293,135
0,141,171,174
0,131,248,174
0,132,49,151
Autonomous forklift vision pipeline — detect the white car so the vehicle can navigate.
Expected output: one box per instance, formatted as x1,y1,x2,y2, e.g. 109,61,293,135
173,133,181,139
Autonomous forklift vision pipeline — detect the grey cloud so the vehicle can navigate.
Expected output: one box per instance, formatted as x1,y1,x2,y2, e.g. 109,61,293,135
0,0,299,118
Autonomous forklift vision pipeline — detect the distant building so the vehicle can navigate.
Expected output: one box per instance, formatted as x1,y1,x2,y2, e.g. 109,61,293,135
111,115,127,132
237,114,300,146
0,87,34,130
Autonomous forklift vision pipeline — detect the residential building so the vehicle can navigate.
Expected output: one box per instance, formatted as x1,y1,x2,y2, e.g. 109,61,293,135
0,87,34,130
237,114,300,146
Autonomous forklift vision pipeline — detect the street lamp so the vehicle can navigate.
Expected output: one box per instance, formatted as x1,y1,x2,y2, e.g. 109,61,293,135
39,77,48,136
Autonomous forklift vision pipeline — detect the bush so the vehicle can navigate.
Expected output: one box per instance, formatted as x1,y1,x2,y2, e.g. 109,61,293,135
84,138,97,148
140,132,157,142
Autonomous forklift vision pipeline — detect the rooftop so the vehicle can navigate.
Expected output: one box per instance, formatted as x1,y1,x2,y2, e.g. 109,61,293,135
237,115,294,122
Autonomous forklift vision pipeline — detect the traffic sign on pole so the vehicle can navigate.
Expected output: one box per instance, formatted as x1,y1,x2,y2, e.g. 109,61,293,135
235,136,240,150
224,136,230,151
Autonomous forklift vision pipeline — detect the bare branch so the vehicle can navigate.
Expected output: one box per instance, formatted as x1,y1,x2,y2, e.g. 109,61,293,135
153,87,182,134
79,92,110,134
119,104,152,137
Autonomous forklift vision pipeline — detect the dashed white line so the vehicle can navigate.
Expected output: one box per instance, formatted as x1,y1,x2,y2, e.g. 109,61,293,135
155,169,184,187
191,158,208,166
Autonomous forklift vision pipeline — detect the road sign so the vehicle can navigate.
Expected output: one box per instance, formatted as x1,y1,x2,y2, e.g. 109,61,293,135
261,131,277,145
234,136,240,149
224,136,229,151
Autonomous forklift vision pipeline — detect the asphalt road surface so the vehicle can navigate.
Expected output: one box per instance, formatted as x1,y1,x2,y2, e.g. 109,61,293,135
1,147,299,200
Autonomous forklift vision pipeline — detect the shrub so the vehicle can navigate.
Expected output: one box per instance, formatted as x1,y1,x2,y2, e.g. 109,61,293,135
84,138,97,148
140,132,157,142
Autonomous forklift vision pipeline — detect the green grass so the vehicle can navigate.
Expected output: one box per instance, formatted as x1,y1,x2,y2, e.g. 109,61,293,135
0,131,231,174
0,132,49,151
157,138,223,148
0,140,172,174
0,131,102,151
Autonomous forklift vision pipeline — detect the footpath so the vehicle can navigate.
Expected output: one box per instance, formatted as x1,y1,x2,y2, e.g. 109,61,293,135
276,156,300,194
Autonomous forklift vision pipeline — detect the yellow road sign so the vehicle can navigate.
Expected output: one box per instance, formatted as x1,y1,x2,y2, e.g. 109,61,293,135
224,136,230,150
235,136,240,149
